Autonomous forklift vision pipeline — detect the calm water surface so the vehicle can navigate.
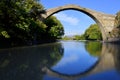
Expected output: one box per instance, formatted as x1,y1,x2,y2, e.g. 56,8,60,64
0,41,120,80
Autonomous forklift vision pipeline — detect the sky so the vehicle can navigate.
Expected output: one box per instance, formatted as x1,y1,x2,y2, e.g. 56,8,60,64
40,0,120,36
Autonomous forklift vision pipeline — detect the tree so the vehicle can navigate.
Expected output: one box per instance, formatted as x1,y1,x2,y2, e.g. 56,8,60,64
73,24,102,40
0,0,64,47
44,16,64,39
84,24,102,40
73,34,85,40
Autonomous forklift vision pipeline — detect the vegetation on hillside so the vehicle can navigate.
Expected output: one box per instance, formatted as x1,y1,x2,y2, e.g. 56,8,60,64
73,34,85,40
109,11,120,38
84,24,102,40
44,16,64,39
0,0,64,48
66,24,102,40
115,11,120,28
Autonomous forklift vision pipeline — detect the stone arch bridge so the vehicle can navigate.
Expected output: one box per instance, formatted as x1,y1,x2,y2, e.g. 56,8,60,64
40,4,116,42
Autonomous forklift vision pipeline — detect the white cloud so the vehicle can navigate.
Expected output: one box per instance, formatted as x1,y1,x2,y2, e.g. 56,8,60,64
54,12,80,26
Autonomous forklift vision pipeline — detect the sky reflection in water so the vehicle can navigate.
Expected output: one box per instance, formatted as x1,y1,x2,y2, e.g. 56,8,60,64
44,41,120,80
1,41,120,80
51,41,98,75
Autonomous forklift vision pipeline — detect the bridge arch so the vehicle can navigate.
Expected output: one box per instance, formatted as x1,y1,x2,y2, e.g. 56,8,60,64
40,4,115,41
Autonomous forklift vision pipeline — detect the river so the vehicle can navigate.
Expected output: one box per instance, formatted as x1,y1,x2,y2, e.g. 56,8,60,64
0,40,120,80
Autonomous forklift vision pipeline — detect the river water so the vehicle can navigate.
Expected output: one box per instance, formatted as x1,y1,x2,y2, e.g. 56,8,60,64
0,41,120,80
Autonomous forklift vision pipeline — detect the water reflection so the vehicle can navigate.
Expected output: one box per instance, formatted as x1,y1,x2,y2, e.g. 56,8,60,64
49,41,99,75
85,41,102,56
81,43,120,80
43,41,120,80
0,43,64,80
0,41,120,80
102,43,120,72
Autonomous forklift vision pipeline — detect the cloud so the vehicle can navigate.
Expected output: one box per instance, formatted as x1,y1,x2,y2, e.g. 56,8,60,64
54,12,80,26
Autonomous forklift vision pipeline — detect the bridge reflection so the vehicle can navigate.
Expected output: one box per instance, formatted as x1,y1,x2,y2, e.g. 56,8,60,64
42,43,120,80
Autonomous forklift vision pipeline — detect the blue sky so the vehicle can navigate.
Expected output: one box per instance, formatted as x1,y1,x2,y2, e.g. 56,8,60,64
40,0,120,36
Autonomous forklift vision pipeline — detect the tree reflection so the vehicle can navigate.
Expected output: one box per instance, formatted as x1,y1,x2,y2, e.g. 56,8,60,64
85,41,102,56
0,43,64,80
42,42,120,80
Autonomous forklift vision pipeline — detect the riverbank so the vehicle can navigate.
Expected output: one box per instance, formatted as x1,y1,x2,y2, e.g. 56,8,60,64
0,39,57,49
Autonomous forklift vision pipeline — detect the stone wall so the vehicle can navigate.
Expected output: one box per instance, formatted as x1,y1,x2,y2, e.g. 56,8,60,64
40,4,118,42
109,11,120,39
115,11,120,28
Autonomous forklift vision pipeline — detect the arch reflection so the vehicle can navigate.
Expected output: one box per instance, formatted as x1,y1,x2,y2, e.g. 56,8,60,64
43,42,120,80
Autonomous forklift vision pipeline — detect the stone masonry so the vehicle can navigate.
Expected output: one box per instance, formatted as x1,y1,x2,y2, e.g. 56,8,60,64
40,4,116,42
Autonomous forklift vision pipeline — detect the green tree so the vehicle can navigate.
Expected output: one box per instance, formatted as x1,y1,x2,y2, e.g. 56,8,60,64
62,36,73,40
73,34,85,40
0,0,45,45
73,24,102,40
84,24,102,40
44,16,64,39
0,0,64,47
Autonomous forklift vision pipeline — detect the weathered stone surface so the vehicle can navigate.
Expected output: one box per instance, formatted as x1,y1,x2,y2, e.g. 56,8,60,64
107,11,120,42
40,4,117,42
115,11,120,28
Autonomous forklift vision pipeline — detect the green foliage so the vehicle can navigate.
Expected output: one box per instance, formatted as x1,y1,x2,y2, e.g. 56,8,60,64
0,0,43,43
84,24,102,40
44,16,64,39
0,0,64,47
73,35,81,40
1,31,10,38
115,11,120,28
73,24,102,40
62,36,73,40
73,34,85,40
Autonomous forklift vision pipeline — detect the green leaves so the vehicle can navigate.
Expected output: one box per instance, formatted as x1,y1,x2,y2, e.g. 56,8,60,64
49,25,64,38
0,0,64,47
84,24,102,40
1,31,10,38
115,11,120,28
44,16,64,39
73,24,102,40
